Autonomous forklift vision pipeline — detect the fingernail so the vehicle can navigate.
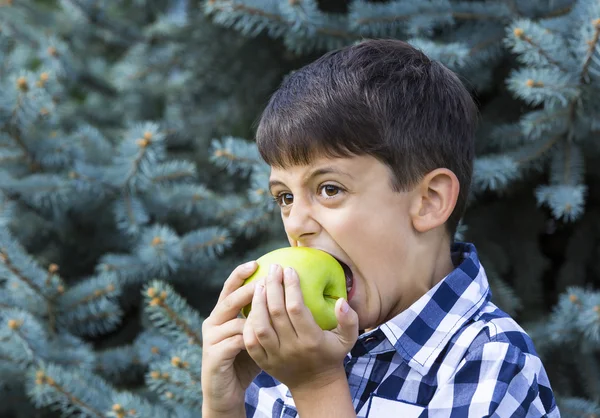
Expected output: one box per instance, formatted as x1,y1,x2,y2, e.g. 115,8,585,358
269,264,278,275
255,280,264,295
244,261,256,270
284,267,293,278
340,298,349,313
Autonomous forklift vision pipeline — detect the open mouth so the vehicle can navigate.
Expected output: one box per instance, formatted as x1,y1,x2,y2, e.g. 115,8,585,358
333,257,354,297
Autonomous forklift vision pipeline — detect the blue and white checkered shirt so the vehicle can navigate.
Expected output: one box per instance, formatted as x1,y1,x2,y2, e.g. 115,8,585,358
244,242,560,417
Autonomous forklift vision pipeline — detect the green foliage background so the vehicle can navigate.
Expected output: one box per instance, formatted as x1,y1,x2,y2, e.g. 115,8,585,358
1,0,600,417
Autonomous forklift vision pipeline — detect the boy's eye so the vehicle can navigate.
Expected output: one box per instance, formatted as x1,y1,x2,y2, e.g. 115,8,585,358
274,192,293,207
272,184,343,207
320,184,341,198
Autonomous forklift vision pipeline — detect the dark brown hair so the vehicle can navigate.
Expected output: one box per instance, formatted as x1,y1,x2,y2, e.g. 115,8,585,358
254,38,478,239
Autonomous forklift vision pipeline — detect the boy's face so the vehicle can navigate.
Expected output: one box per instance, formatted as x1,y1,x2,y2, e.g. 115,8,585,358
268,154,442,331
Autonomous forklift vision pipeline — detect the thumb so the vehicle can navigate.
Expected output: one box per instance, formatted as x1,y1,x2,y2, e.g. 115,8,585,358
334,298,359,348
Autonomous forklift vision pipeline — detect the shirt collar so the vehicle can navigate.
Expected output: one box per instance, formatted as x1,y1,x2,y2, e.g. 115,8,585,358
354,242,491,375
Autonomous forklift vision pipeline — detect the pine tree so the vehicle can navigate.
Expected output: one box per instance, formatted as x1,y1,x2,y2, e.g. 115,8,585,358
1,0,600,417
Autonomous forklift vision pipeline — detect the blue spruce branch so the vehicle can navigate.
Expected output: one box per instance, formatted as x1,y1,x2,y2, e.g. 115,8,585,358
143,280,203,348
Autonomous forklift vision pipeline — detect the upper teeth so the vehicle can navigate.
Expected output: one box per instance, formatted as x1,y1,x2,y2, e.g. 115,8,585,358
343,267,353,292
334,257,353,292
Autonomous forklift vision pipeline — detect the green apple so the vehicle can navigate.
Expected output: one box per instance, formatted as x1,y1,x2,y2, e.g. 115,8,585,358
241,247,347,330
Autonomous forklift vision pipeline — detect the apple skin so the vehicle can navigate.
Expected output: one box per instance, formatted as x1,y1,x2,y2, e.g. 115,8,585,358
241,247,347,330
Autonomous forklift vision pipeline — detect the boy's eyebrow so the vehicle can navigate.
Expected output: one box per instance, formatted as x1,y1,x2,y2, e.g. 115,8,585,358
268,166,355,194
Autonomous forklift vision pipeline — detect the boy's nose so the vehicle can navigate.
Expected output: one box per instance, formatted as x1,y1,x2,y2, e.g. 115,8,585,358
284,199,320,243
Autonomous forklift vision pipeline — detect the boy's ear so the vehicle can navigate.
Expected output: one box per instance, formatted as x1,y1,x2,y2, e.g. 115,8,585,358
409,168,460,233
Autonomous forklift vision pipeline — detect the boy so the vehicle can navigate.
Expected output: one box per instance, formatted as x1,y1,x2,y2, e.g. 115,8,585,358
201,39,559,417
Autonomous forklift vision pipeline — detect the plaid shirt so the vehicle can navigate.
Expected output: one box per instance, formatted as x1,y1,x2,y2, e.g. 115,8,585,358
244,242,560,417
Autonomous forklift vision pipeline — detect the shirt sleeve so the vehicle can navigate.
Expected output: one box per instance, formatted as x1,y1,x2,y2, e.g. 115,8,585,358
425,341,559,417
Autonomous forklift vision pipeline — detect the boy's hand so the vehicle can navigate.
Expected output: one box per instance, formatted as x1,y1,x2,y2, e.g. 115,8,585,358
201,261,262,416
243,263,359,392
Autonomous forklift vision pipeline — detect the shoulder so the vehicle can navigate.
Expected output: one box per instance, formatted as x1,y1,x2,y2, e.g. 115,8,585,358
440,301,558,414
461,300,539,356
438,299,552,388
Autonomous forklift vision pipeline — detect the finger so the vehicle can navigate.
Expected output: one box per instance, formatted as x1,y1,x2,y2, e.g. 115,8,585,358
204,334,246,364
202,318,246,346
248,277,279,350
243,306,268,363
217,261,258,304
209,281,258,326
333,298,359,350
283,267,319,335
265,264,294,338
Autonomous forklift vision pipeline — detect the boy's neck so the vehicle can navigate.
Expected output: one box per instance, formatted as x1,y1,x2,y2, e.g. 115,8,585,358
363,238,455,334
